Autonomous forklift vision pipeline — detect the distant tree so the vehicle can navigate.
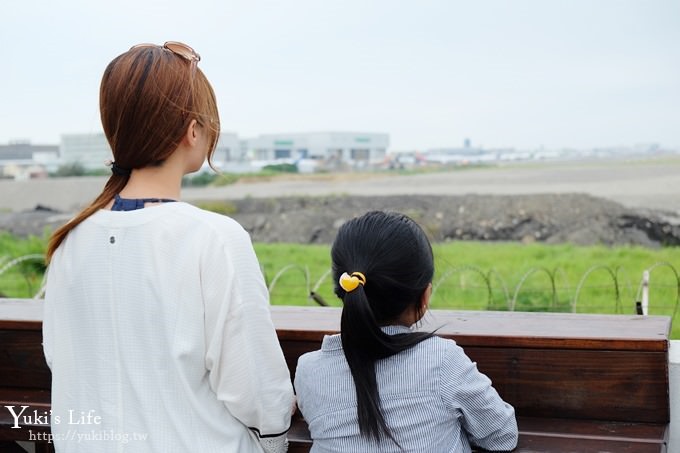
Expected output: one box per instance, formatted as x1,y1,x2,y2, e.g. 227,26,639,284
182,172,218,187
262,163,298,173
52,162,86,177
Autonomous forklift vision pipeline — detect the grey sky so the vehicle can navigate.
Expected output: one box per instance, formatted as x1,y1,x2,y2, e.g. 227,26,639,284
1,0,679,150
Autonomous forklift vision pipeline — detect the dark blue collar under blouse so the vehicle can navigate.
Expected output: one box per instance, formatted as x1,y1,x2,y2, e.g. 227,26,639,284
110,194,177,211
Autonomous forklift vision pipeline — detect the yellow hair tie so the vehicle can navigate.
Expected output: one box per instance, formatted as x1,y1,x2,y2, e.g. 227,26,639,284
339,272,366,293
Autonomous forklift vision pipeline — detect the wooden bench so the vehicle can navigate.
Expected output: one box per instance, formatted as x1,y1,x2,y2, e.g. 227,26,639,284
0,299,671,452
275,306,671,452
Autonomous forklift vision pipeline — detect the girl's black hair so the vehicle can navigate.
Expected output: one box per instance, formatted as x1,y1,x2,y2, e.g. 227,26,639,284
332,211,435,446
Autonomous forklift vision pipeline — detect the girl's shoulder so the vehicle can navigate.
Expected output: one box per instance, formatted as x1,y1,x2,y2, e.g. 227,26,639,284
406,334,471,366
293,349,325,388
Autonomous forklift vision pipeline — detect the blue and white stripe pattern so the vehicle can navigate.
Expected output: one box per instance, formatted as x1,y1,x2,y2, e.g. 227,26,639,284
295,325,518,453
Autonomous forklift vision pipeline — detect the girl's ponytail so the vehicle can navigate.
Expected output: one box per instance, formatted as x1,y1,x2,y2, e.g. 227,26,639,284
340,280,393,443
337,268,434,447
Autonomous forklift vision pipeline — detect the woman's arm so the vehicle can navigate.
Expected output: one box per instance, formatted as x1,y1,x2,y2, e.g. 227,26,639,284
202,226,295,453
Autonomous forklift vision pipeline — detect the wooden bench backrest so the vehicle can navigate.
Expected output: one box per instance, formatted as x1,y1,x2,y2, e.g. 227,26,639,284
0,300,49,390
0,299,671,425
272,306,671,424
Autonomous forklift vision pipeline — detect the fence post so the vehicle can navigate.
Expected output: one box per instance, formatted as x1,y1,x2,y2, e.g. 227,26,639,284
642,270,650,316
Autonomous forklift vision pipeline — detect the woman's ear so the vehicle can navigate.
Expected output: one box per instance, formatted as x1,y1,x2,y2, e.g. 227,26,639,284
183,119,199,146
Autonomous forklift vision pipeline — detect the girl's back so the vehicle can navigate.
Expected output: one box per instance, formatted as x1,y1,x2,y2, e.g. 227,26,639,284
294,211,517,452
296,327,516,453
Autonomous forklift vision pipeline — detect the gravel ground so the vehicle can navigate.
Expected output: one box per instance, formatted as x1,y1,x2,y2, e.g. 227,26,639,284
220,193,680,247
2,158,680,246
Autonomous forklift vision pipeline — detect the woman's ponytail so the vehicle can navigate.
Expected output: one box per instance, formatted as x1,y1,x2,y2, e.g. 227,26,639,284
46,42,220,263
46,174,128,262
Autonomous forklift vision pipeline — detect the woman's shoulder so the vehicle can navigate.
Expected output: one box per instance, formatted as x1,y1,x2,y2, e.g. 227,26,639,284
171,202,249,237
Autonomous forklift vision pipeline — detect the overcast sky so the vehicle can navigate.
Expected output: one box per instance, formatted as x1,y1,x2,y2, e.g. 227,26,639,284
1,0,679,150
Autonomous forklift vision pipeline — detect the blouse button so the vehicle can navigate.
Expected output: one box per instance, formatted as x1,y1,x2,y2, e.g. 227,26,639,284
109,236,116,244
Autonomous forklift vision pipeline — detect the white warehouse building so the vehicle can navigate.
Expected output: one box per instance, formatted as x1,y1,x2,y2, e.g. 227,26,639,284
60,133,112,170
56,131,389,172
242,132,389,171
60,132,241,171
212,133,241,168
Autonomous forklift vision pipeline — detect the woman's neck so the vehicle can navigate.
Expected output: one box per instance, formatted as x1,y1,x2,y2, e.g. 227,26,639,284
118,163,183,201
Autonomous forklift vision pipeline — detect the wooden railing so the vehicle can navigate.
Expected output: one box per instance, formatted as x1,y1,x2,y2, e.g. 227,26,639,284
0,299,671,452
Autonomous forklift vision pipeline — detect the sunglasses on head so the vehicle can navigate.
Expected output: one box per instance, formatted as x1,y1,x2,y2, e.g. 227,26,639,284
130,41,201,67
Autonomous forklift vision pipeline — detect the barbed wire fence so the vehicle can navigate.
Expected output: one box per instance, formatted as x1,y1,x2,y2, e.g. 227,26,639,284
2,254,679,332
0,254,46,298
259,261,680,327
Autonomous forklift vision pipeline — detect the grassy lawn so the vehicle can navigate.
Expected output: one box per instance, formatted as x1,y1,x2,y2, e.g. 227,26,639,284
254,242,680,338
2,233,678,337
0,232,47,298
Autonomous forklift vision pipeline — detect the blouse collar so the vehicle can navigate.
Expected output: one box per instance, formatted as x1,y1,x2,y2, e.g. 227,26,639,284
320,325,413,352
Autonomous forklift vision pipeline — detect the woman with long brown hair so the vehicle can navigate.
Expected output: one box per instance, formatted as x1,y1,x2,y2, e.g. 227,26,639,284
43,42,294,452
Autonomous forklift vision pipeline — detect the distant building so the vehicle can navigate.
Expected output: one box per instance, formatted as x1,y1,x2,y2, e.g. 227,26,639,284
59,132,241,171
242,132,389,171
425,146,494,165
212,133,241,167
0,142,59,179
3,131,391,177
59,133,112,170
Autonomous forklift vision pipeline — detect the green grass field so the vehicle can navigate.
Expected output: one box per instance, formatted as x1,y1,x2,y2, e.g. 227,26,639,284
253,242,680,338
0,232,48,298
2,233,678,338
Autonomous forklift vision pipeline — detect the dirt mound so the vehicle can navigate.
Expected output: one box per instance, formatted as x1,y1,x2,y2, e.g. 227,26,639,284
3,194,680,247
226,193,680,247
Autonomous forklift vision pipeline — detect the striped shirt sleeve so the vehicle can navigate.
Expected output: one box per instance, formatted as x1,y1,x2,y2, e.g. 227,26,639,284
440,342,518,451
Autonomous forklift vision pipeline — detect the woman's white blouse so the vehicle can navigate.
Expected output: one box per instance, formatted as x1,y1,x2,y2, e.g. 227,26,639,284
43,202,294,452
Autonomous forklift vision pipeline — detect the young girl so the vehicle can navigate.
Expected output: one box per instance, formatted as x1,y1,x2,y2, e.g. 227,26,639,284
43,42,293,452
294,211,518,452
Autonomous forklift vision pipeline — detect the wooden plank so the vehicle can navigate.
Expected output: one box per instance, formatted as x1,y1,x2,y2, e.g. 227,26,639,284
0,403,52,441
276,321,669,423
0,388,51,406
282,342,669,424
518,416,668,442
0,301,667,421
287,416,668,453
0,299,670,350
0,331,51,389
513,435,664,453
0,300,43,330
0,442,32,453
467,347,669,424
0,299,671,449
431,309,669,352
271,305,671,351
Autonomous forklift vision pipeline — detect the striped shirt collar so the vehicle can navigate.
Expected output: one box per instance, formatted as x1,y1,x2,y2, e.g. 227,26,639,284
321,325,413,351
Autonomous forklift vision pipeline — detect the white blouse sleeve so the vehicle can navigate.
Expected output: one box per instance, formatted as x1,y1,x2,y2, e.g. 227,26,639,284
202,225,294,451
42,264,55,370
